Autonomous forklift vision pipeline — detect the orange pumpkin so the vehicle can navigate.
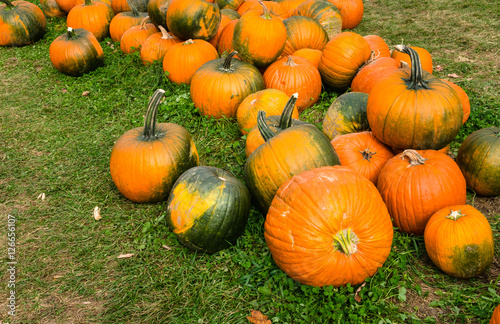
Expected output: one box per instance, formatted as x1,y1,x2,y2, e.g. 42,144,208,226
0,0,46,47
377,149,467,235
331,131,394,185
351,56,400,94
391,45,433,73
55,0,83,13
363,34,391,58
424,205,494,278
66,0,115,41
216,19,238,55
108,7,148,43
147,0,172,28
263,55,322,112
190,51,265,119
166,0,221,41
318,31,371,89
163,39,218,85
293,0,342,40
40,0,66,17
491,304,500,324
326,0,363,30
236,88,298,135
441,79,470,124
120,18,159,54
265,165,394,287
140,26,181,65
292,48,322,68
109,89,199,203
281,15,329,56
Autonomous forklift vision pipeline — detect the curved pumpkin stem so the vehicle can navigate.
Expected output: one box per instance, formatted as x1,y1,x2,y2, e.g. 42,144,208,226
221,51,238,72
140,16,151,29
142,89,166,140
258,0,271,19
257,111,276,142
126,0,139,16
158,26,170,39
401,149,427,167
278,93,298,129
333,228,359,256
445,209,466,221
1,0,14,8
394,45,430,90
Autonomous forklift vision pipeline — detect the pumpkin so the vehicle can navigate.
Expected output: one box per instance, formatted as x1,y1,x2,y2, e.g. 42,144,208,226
244,96,307,157
292,48,322,68
274,0,304,17
322,91,370,140
455,127,500,197
55,0,83,13
441,79,470,124
120,17,159,54
265,165,394,287
244,94,340,213
216,19,238,55
350,56,400,94
331,131,394,185
162,39,219,85
112,0,147,14
367,45,463,150
147,0,171,28
424,205,494,278
363,34,391,58
377,149,467,235
40,0,66,18
166,166,250,253
140,26,181,65
491,304,500,324
208,11,232,49
166,0,221,41
220,8,240,19
326,0,363,30
293,0,342,40
281,15,329,56
215,0,244,10
110,89,199,203
109,6,148,43
236,88,299,135
49,27,104,77
239,0,282,16
190,51,266,119
263,55,322,112
232,0,287,68
318,31,371,89
391,45,433,73
0,0,46,47
66,0,114,41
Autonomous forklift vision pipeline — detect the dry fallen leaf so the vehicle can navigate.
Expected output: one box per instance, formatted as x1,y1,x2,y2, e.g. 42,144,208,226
117,253,134,259
354,282,366,302
37,193,45,200
82,301,91,305
448,73,460,78
434,65,444,72
82,91,90,96
53,275,63,279
247,310,272,324
93,206,101,220
162,245,173,251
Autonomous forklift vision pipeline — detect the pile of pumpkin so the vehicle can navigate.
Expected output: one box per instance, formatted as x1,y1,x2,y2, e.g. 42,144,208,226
2,0,500,295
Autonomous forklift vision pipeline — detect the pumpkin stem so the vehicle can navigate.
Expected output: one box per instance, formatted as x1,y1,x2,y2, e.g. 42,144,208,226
333,228,359,256
257,111,276,142
394,45,430,90
445,209,466,221
142,89,166,140
140,16,151,29
258,0,271,19
221,51,238,72
285,56,297,67
360,148,376,162
1,0,14,8
158,25,170,39
84,0,92,6
183,39,194,45
401,149,427,167
126,0,139,15
278,93,298,129
66,27,78,40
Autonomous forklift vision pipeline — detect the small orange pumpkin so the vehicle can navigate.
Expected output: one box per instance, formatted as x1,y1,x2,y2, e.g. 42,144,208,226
66,0,115,41
363,34,391,58
108,6,148,43
140,26,181,65
120,17,159,54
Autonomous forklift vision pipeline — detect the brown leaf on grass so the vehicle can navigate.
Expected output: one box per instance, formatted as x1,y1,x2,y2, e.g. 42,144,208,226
247,310,272,324
82,91,90,96
117,253,134,259
354,282,366,302
434,65,444,72
162,245,173,251
448,73,460,78
37,193,45,200
93,206,101,220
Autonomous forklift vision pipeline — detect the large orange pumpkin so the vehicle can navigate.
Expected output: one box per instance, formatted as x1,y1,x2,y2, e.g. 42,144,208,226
424,205,494,278
265,165,394,287
281,15,329,56
367,45,463,150
377,149,467,235
326,0,363,30
109,89,199,203
66,0,115,41
0,0,46,47
318,31,371,89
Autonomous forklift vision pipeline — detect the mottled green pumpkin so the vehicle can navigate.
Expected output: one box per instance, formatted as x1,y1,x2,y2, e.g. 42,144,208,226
166,166,251,253
166,0,221,41
322,92,370,140
455,127,500,197
0,0,46,47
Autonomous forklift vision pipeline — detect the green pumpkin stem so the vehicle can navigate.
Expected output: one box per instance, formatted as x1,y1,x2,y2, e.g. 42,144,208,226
84,0,92,6
1,0,14,9
257,111,276,142
360,148,376,162
333,228,359,256
258,0,271,19
401,149,427,167
221,51,238,72
143,89,166,140
395,45,430,90
66,27,78,40
445,209,466,221
278,93,298,129
126,0,139,15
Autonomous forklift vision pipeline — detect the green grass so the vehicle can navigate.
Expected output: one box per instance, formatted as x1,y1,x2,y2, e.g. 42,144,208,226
1,0,499,323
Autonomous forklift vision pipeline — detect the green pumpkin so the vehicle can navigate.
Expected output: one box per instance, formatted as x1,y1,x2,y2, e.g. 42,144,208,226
166,0,221,41
322,92,370,140
0,0,46,47
166,166,251,253
455,127,500,197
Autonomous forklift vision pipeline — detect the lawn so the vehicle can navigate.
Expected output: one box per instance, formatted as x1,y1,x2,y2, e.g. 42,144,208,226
1,0,499,323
